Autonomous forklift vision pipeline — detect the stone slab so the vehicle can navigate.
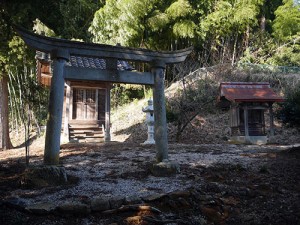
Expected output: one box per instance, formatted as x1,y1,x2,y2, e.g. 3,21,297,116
26,202,56,215
91,197,110,212
109,196,125,209
57,201,91,215
150,160,180,176
22,165,68,188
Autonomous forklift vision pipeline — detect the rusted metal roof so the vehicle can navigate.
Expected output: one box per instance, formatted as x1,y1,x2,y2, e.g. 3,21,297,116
219,82,284,102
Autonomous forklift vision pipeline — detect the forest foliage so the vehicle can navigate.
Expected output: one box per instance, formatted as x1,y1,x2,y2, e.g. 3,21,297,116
89,0,300,66
0,0,300,147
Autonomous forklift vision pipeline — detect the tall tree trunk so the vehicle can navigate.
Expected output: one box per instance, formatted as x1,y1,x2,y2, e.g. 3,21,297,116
244,26,250,49
0,75,13,150
231,33,238,66
260,15,266,32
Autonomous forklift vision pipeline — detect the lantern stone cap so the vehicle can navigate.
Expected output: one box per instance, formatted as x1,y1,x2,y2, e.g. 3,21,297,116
142,99,154,112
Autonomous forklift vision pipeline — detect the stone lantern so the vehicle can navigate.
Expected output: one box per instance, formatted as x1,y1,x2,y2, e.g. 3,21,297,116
142,99,155,145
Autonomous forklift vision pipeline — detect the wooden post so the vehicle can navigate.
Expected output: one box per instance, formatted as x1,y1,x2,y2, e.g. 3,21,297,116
69,87,73,119
151,60,168,162
95,89,99,119
44,49,69,165
63,81,71,139
244,106,250,143
0,75,12,150
105,85,111,142
269,103,274,137
262,109,266,134
104,58,116,142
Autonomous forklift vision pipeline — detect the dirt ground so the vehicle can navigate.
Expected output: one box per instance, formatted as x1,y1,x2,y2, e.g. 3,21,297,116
0,139,299,225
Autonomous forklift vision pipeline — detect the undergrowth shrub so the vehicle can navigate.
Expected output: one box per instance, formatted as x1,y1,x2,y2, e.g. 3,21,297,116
279,86,300,128
111,84,150,109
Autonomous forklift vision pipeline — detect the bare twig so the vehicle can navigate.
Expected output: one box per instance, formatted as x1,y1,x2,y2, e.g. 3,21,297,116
102,204,162,215
143,215,184,224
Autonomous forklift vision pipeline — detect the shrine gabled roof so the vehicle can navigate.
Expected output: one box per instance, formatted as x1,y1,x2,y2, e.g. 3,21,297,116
36,51,133,71
68,55,133,70
219,82,284,103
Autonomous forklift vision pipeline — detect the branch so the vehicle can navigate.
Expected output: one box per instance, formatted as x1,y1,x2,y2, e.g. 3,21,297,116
143,216,185,224
179,98,216,134
276,35,300,52
102,204,162,215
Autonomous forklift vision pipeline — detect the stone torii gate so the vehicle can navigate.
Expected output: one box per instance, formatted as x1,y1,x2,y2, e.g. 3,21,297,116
15,26,192,168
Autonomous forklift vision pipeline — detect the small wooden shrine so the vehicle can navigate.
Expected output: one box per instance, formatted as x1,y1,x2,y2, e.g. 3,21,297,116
218,82,284,144
36,51,133,143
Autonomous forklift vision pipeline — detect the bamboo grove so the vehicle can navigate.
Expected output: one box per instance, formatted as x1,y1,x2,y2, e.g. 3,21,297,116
5,36,49,161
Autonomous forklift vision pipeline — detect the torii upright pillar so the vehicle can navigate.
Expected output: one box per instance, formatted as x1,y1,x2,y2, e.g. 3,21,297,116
151,60,180,175
152,60,168,162
44,49,69,165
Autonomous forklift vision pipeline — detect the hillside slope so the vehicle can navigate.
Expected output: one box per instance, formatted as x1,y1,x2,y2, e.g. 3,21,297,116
111,64,300,145
111,98,300,145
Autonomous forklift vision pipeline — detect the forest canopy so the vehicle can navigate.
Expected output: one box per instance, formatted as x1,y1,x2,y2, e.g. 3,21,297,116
88,0,300,66
1,0,299,67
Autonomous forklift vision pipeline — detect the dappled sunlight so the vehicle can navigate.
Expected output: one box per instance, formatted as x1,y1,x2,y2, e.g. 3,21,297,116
253,90,268,98
112,122,145,143
60,148,88,158
191,115,206,127
112,133,131,142
240,152,277,159
0,147,43,162
189,162,209,168
125,210,155,225
111,99,148,143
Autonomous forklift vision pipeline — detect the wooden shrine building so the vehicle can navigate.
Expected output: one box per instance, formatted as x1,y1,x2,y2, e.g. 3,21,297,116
15,26,192,165
218,82,284,144
36,51,133,143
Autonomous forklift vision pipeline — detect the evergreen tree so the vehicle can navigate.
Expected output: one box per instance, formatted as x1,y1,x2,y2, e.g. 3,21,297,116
269,0,300,66
0,0,101,150
89,0,199,50
273,0,300,41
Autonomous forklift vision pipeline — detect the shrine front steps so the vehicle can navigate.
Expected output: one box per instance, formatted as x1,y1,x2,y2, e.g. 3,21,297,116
68,120,105,143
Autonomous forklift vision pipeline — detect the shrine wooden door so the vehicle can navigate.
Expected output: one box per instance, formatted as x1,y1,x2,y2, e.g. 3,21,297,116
73,88,97,120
